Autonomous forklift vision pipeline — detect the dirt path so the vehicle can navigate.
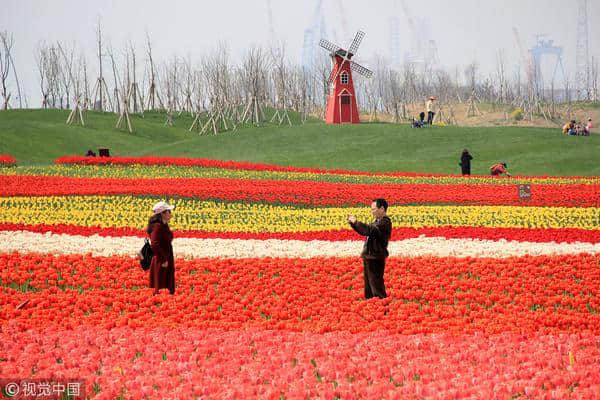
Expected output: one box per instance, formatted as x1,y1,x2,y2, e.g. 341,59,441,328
360,103,599,134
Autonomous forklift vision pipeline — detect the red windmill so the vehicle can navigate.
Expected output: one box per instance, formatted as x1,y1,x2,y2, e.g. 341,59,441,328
319,30,373,124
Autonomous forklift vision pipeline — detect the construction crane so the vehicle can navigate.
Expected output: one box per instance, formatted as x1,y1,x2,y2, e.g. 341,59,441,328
512,27,534,89
400,0,421,63
301,0,325,71
530,34,565,90
388,1,402,66
399,0,438,66
400,0,417,44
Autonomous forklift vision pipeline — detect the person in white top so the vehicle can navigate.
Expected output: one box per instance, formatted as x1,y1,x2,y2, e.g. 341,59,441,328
426,96,436,125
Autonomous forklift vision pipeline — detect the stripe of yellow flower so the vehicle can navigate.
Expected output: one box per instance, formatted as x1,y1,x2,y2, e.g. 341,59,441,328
0,196,598,231
2,165,599,185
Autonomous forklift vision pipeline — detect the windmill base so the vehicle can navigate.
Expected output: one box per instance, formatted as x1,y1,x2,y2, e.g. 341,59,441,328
324,93,361,124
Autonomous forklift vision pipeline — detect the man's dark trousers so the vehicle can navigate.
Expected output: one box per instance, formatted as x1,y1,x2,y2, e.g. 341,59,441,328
427,111,435,125
363,258,387,299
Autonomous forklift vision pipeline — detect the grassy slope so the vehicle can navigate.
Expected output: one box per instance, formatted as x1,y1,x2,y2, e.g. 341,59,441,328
0,109,598,175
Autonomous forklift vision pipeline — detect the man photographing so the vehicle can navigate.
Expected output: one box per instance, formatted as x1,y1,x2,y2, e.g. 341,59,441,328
347,199,392,299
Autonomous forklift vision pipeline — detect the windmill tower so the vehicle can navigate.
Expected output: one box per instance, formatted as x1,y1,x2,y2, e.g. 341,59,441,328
319,31,373,124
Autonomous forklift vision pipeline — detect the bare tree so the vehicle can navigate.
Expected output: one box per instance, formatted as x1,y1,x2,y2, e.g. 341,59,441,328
240,46,270,125
161,57,180,114
56,41,75,109
317,55,333,119
115,48,134,132
81,56,91,109
591,56,599,102
34,43,62,109
126,42,143,114
563,73,573,121
179,55,195,115
359,55,386,122
57,42,86,125
34,43,49,108
269,42,292,125
0,31,23,109
401,63,420,105
49,45,63,108
91,21,112,112
431,69,457,124
190,43,236,133
495,50,507,104
385,67,404,122
106,45,121,114
144,32,163,111
0,31,14,109
464,62,479,92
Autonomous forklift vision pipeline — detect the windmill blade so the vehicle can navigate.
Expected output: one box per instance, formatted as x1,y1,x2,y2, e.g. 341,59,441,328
350,60,373,78
319,39,342,53
348,31,365,55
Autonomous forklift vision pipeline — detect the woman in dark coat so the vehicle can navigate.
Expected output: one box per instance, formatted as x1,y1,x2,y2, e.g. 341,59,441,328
460,149,473,175
147,201,175,295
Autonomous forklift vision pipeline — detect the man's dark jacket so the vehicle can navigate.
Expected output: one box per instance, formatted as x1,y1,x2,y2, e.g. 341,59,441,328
349,216,392,259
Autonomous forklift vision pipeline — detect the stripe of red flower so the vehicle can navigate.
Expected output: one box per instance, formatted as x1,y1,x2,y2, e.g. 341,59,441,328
1,223,597,243
2,175,598,207
54,156,600,180
0,155,16,165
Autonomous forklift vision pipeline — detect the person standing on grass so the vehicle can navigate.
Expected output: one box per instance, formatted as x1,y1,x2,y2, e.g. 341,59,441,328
426,96,436,125
460,149,473,175
584,118,592,136
147,201,176,295
347,199,392,299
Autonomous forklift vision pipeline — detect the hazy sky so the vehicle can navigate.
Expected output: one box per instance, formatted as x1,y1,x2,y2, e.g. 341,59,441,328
2,0,599,107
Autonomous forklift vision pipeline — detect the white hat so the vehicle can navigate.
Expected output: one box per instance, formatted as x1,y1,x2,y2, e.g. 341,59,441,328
152,201,174,214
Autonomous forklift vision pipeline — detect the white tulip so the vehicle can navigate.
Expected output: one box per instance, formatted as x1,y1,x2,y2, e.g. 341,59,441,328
0,231,598,259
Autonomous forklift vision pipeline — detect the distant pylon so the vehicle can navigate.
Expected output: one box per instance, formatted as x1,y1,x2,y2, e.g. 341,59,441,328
576,0,590,100
388,16,401,67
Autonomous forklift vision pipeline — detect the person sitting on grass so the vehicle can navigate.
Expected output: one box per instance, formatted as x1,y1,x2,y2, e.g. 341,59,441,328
490,162,511,177
411,115,425,128
562,120,575,135
568,120,577,135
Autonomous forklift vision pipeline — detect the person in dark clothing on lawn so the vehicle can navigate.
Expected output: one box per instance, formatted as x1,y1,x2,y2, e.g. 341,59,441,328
147,201,176,295
347,198,392,299
460,149,473,175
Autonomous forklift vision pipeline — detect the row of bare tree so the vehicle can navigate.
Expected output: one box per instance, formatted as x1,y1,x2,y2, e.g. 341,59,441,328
2,28,599,123
357,51,600,123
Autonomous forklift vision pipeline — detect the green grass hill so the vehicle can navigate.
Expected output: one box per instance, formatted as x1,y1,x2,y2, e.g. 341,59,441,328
0,109,598,176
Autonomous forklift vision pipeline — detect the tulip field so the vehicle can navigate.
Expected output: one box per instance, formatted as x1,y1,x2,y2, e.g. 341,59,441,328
0,155,599,399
